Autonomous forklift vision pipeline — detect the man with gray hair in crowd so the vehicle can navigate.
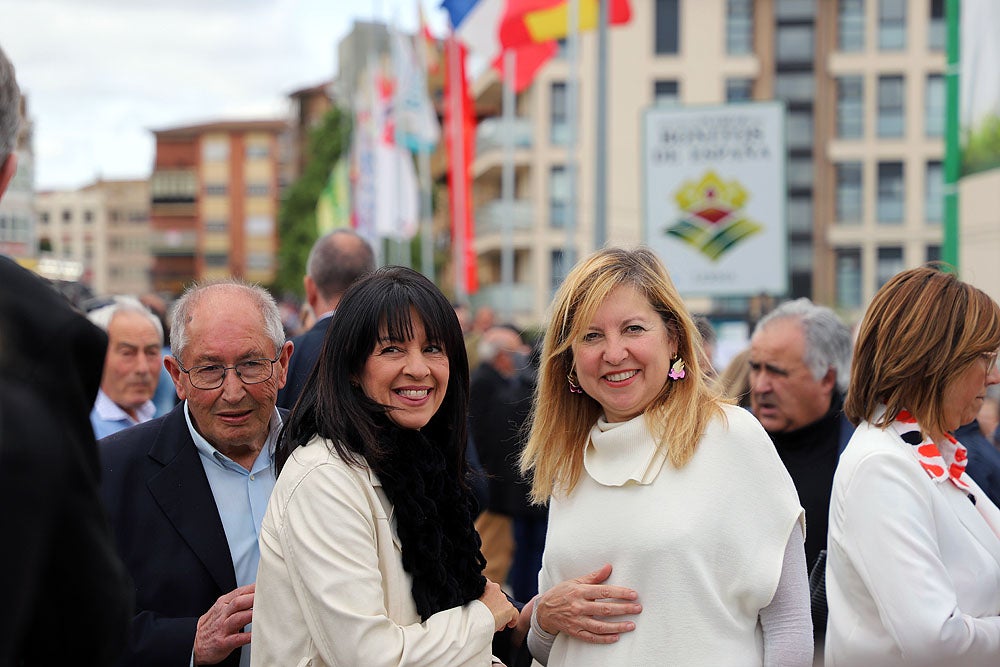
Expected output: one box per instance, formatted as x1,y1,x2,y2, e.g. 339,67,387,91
277,228,375,409
99,280,293,666
88,296,164,438
748,297,854,658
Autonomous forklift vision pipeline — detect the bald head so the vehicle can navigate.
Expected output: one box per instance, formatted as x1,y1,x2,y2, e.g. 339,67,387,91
305,230,376,317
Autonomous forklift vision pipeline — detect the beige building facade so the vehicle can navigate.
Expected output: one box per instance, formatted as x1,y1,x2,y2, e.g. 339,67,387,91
466,0,948,327
34,179,152,296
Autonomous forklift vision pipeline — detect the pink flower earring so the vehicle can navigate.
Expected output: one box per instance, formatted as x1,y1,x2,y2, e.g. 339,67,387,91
567,372,583,394
668,357,686,380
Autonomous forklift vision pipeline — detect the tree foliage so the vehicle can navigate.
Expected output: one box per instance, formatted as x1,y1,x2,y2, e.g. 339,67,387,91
272,106,352,296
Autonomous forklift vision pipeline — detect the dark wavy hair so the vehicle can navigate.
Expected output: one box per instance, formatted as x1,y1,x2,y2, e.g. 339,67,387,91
277,265,470,478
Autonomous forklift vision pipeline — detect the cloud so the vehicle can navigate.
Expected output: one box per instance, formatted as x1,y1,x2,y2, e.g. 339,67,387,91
0,0,360,188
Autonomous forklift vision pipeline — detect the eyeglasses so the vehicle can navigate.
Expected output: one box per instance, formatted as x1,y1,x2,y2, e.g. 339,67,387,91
982,351,999,371
175,353,281,390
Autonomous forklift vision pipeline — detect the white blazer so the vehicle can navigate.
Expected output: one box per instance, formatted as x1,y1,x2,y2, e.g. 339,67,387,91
251,437,496,667
826,420,1000,666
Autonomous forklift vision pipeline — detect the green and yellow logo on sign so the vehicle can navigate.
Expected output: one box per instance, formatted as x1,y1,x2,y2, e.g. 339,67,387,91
664,171,762,261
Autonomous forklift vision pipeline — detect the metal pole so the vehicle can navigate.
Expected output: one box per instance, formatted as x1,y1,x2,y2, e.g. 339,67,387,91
565,0,579,269
594,0,609,247
501,50,516,322
943,0,961,269
419,148,434,281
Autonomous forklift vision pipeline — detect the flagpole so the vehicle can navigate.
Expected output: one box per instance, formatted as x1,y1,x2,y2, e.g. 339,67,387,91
419,148,434,280
500,49,516,323
566,0,580,271
943,0,960,269
594,0,609,247
448,34,468,306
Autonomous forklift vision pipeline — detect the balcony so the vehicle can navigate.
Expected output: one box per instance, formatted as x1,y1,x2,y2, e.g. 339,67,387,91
150,229,198,255
476,117,533,153
475,199,534,237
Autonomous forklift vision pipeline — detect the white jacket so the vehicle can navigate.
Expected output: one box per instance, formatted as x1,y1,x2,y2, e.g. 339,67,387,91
251,437,496,667
826,420,1000,666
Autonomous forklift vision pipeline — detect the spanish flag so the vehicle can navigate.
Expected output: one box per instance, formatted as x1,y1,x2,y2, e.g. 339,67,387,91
499,0,632,49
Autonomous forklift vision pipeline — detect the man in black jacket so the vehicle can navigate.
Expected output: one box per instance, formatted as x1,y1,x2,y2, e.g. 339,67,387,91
277,229,374,410
0,43,132,665
100,281,293,666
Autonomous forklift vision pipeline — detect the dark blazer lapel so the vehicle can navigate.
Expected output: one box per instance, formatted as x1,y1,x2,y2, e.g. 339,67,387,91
146,408,237,594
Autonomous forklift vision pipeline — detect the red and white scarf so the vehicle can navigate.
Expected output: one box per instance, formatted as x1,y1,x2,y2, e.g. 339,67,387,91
890,409,971,491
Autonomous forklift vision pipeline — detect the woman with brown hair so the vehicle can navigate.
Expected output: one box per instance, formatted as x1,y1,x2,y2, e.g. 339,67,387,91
521,246,812,665
827,266,1000,665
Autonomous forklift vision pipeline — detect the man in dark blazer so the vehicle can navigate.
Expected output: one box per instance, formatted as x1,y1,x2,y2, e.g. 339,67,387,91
100,281,293,666
0,43,132,666
277,229,374,410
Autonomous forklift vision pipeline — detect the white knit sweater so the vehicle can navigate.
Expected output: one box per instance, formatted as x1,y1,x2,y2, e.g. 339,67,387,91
536,404,805,666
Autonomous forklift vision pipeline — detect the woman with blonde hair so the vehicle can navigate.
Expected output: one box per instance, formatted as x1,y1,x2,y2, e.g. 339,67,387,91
827,266,1000,665
521,246,812,665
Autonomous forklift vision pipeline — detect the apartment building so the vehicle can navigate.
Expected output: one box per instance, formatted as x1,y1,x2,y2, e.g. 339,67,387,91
149,120,288,295
466,0,947,326
34,179,152,296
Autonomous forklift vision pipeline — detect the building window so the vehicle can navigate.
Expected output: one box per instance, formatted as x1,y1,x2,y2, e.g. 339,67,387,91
926,244,941,263
877,161,904,223
879,0,906,50
727,0,753,55
550,166,569,229
776,0,815,20
776,25,814,62
204,253,228,268
835,247,862,310
40,211,49,224
205,219,227,233
928,0,945,50
774,72,815,104
62,209,71,223
654,0,679,55
550,249,567,296
245,143,270,159
789,240,814,273
787,196,813,233
246,252,273,271
550,82,568,145
836,162,863,224
788,155,814,189
205,184,228,196
925,74,944,137
246,216,275,235
726,78,754,102
836,75,864,138
83,210,94,224
925,160,943,224
151,169,197,202
246,183,270,197
653,79,679,105
877,75,905,138
838,0,865,51
787,108,814,150
201,138,230,162
877,246,904,286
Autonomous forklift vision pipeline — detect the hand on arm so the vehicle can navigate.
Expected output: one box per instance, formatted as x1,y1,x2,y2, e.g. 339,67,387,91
193,583,255,665
479,579,519,632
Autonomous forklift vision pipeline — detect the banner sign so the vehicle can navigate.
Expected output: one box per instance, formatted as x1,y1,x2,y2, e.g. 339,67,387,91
643,102,787,296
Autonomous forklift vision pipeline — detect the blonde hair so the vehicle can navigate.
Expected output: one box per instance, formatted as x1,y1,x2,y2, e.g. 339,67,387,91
521,246,725,503
846,266,1000,436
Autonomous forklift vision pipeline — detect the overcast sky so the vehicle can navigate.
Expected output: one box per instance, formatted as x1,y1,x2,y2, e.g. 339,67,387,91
0,0,447,190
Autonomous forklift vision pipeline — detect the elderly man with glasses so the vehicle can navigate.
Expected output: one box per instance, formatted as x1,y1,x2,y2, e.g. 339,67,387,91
99,279,293,667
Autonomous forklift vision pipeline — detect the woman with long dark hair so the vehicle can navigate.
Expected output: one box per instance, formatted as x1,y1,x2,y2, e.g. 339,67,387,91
251,266,517,666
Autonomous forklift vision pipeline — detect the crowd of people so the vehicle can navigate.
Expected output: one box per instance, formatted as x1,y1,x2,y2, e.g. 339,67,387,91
7,41,1000,667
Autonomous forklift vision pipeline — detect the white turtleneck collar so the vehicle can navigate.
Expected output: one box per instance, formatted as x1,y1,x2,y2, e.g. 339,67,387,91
583,414,669,486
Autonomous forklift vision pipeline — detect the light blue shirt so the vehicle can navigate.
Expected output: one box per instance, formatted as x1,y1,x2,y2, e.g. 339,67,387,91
184,401,280,667
90,389,156,440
